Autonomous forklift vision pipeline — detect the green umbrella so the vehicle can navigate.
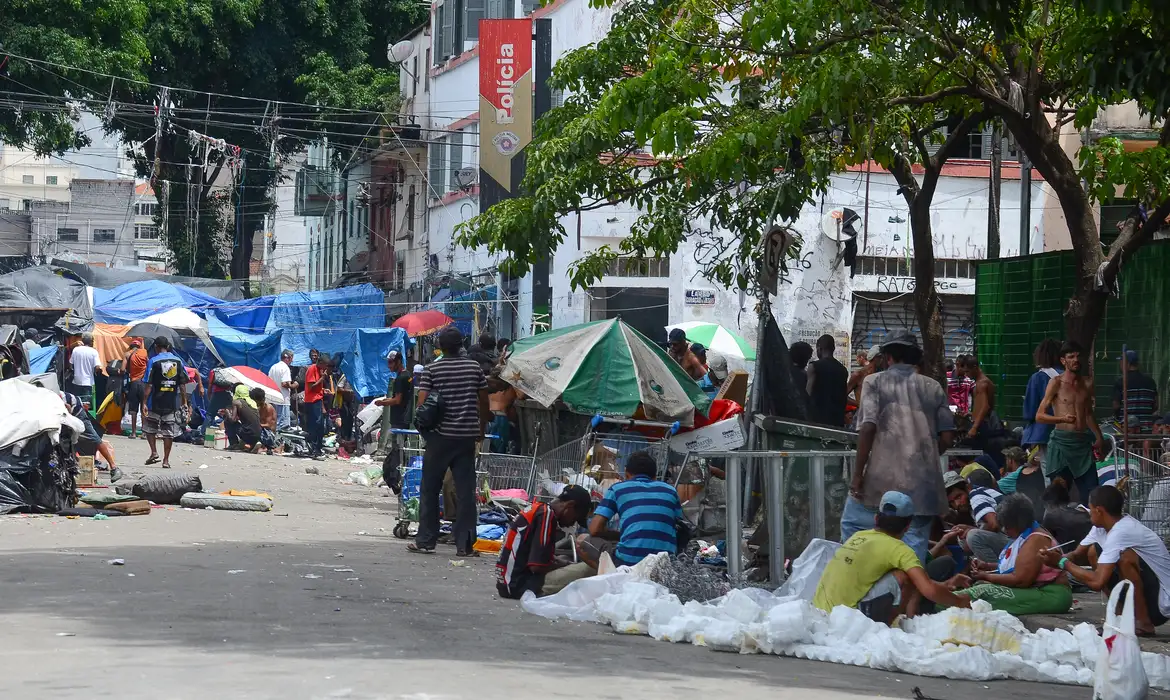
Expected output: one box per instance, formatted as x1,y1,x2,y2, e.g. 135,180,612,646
666,321,756,361
501,318,711,425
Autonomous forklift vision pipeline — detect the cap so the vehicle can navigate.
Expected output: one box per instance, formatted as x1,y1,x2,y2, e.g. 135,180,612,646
879,491,914,518
129,338,142,347
690,342,706,355
880,331,919,351
387,350,401,362
866,345,881,361
943,470,967,490
1120,349,1139,364
708,351,729,381
557,484,594,527
1001,446,1028,464
668,328,687,343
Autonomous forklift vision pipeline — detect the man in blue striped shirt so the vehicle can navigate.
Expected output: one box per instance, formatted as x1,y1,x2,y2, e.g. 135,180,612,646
582,451,683,567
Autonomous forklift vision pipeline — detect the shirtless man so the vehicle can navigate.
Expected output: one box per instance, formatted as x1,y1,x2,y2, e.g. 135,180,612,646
487,369,522,453
847,346,880,404
963,355,1006,466
667,328,707,381
1036,340,1105,505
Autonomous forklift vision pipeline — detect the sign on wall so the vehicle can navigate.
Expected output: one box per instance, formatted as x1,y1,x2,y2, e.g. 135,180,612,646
790,327,852,365
684,289,717,306
478,19,533,193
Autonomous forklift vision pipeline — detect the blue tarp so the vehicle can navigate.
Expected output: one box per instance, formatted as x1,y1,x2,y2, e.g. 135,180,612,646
206,316,283,371
93,280,225,324
266,284,384,365
27,345,56,374
210,295,276,334
340,328,409,399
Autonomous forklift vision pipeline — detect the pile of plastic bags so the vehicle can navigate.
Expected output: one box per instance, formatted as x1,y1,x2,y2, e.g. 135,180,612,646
521,544,1170,691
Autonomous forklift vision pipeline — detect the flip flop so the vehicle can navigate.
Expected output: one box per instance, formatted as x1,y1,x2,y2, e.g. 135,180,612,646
455,549,481,558
145,455,161,465
406,543,435,555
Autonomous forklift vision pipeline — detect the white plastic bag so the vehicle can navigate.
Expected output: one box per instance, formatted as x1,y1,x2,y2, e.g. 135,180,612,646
1093,580,1150,700
776,538,840,600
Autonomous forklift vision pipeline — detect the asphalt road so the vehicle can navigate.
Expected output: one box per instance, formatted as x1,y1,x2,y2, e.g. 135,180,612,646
0,436,1109,699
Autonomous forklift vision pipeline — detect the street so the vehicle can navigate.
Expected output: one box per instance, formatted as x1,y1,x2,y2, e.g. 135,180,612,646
0,435,1087,700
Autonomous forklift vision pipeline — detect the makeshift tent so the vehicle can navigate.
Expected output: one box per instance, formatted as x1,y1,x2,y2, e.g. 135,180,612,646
27,345,56,375
93,323,133,369
92,280,224,325
51,258,246,300
340,328,409,399
0,266,94,331
206,316,283,370
209,294,276,334
266,284,384,365
130,308,223,364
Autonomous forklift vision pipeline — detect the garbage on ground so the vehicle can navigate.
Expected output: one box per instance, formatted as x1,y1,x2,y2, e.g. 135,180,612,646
179,491,273,512
347,466,382,487
520,541,1170,691
107,559,124,566
473,538,502,554
91,513,109,520
475,524,506,541
305,466,320,475
449,560,466,567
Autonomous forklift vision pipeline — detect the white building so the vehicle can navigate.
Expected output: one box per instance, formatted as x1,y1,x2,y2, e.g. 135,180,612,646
27,179,162,269
0,143,77,212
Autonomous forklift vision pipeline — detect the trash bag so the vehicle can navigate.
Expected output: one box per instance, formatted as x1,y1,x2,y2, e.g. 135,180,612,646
775,538,841,601
130,473,202,505
0,433,77,515
1093,580,1149,700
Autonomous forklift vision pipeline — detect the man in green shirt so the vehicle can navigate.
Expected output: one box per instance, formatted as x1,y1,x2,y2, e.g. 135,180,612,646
814,491,972,624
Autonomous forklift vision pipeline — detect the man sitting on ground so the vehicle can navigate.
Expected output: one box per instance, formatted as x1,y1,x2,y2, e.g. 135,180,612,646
577,451,683,568
814,491,971,623
1044,485,1170,636
940,470,1007,564
252,387,280,455
496,485,593,599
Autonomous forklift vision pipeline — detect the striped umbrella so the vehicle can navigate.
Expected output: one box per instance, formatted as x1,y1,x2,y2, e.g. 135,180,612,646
499,318,710,425
214,365,287,405
666,322,756,361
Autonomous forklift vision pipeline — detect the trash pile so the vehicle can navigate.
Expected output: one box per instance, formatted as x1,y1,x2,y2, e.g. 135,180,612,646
521,548,1170,690
0,379,83,514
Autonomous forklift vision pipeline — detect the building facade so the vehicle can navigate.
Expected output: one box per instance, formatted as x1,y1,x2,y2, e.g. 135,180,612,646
27,179,161,269
0,143,77,212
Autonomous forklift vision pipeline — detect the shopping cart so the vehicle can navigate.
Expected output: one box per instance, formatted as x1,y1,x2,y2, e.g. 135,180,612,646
529,415,680,503
389,429,536,539
1114,446,1170,541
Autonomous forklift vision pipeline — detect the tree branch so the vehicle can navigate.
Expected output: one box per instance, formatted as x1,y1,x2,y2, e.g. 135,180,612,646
890,85,974,106
930,111,987,170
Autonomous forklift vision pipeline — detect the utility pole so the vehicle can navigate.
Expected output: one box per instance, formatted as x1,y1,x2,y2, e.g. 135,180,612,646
1019,152,1032,255
987,121,1002,259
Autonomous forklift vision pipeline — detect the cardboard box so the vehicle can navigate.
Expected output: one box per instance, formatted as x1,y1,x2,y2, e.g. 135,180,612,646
668,417,746,454
715,370,749,406
76,456,95,488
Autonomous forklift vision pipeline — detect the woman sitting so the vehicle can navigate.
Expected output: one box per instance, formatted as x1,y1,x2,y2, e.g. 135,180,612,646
221,384,262,452
954,492,1072,615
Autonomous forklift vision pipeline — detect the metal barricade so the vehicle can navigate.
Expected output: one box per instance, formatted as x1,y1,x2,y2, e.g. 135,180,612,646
1116,447,1170,540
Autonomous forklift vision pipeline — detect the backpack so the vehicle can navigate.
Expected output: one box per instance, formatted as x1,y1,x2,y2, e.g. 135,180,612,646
414,390,444,433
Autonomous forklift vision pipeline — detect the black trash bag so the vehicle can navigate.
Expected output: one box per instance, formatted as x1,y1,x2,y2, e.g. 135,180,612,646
131,473,203,505
0,433,78,515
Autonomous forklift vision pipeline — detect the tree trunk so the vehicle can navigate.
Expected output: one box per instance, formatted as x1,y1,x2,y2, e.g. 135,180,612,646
909,194,947,384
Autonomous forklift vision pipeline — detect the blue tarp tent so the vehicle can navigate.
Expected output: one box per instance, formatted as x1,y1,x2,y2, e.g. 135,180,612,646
340,328,408,399
93,280,224,324
266,284,384,365
206,316,283,370
210,295,276,334
27,345,56,374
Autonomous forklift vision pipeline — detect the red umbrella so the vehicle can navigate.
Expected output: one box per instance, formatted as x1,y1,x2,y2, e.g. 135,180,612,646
392,309,454,337
215,365,287,405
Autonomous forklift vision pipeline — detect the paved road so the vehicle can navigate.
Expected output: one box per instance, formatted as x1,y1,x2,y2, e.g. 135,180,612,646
0,436,1100,699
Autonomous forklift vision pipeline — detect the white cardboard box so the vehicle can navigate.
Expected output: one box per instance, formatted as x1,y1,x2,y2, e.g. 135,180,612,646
668,417,745,454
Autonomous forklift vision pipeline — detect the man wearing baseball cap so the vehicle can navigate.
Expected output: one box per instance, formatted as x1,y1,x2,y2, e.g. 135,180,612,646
814,491,971,623
496,485,593,599
667,328,707,381
123,338,149,438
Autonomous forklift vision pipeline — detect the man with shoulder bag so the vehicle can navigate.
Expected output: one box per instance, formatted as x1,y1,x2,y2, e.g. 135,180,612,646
409,327,490,556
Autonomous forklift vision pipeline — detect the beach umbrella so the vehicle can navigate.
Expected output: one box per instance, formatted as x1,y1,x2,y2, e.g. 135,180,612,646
214,365,287,405
666,321,756,362
500,318,711,425
392,309,453,337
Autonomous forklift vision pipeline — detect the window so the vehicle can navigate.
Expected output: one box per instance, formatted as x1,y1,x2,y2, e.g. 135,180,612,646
46,176,58,186
605,256,670,277
0,199,9,210
434,3,447,64
134,224,159,240
425,49,432,90
486,0,513,18
395,257,406,291
406,184,417,234
465,0,484,40
57,228,79,242
428,137,446,199
521,0,541,14
93,228,116,243
448,131,464,192
442,0,456,59
857,256,977,279
454,0,465,47
412,55,419,96
135,202,157,217
22,175,33,185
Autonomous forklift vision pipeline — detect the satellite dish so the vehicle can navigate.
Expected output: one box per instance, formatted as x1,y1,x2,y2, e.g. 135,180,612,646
820,207,862,242
388,40,415,64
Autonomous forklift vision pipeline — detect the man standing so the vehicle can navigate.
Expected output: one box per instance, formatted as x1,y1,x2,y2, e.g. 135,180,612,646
268,350,297,431
408,327,489,556
376,350,411,491
844,331,956,563
302,351,329,459
142,337,188,469
806,334,849,427
468,333,499,374
789,340,813,411
667,328,707,381
1114,350,1158,433
1036,340,1105,505
846,346,880,404
69,333,101,408
963,355,1006,468
948,354,976,414
123,338,148,438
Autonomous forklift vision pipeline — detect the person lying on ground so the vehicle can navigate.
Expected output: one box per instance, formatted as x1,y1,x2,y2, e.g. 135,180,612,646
814,490,971,624
949,493,1072,615
496,485,593,599
252,387,280,456
1042,485,1170,636
576,450,683,569
221,384,262,452
940,470,1008,564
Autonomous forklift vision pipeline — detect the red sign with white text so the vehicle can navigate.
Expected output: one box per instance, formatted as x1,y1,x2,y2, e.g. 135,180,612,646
479,19,533,192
